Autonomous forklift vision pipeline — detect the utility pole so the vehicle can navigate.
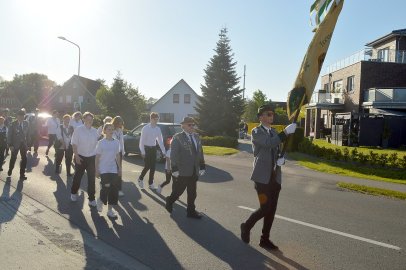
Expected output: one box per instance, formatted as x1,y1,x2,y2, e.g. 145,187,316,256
242,65,246,99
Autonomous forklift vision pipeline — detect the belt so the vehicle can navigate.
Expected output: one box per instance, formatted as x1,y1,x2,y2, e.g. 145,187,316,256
145,145,156,149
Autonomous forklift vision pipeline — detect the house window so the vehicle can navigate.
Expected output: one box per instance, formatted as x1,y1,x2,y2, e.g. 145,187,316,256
184,94,191,104
332,80,343,93
173,94,179,104
66,95,72,103
159,113,174,123
347,76,355,92
324,83,329,91
377,47,389,62
59,96,63,103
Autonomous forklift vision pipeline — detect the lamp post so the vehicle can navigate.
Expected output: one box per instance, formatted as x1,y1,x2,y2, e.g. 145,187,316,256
58,36,81,77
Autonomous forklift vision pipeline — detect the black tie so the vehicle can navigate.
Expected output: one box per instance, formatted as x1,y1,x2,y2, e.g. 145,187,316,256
190,134,197,154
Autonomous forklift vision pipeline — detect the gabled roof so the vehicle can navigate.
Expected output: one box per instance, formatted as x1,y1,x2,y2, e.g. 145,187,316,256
151,79,200,108
365,28,406,47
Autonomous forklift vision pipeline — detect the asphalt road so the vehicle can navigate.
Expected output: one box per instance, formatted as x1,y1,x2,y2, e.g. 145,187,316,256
1,143,405,270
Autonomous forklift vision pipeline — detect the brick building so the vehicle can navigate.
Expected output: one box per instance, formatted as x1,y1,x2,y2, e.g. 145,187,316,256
305,29,406,143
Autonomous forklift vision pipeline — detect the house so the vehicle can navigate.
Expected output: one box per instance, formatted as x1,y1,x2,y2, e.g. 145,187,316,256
305,29,406,147
149,79,199,123
0,87,23,112
39,75,101,114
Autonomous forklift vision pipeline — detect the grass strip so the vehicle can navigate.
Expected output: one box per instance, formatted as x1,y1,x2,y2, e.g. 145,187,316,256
288,152,406,184
203,146,239,156
337,182,406,200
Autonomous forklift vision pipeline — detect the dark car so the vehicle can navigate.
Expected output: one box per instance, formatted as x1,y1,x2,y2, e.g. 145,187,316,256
123,123,182,161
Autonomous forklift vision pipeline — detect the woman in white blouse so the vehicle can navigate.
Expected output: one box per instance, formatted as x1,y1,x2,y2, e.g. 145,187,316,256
69,111,83,132
111,116,125,197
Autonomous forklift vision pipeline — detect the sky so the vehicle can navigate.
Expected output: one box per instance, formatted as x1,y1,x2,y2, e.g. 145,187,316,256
1,0,405,102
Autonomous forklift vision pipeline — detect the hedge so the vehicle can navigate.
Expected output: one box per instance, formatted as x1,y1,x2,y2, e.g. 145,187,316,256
201,136,238,148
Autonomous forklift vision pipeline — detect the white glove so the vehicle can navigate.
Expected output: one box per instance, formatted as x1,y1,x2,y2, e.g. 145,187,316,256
276,157,285,166
199,170,205,176
284,123,297,135
172,171,179,177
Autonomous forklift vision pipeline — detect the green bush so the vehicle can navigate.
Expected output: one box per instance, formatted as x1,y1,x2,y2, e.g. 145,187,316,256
201,136,238,148
388,153,398,168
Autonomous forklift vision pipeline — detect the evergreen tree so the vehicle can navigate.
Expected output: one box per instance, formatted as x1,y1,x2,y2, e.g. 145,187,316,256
195,28,244,137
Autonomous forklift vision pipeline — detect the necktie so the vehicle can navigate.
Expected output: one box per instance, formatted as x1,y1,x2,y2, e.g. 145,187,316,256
190,134,197,154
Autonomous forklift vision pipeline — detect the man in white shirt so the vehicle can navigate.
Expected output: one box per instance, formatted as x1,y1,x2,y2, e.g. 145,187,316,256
70,112,99,207
137,112,165,189
45,110,60,156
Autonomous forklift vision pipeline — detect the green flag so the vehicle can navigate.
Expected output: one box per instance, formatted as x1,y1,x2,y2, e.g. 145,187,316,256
287,0,344,120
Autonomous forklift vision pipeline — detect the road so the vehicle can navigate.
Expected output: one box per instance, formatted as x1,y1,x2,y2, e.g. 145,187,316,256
1,142,405,269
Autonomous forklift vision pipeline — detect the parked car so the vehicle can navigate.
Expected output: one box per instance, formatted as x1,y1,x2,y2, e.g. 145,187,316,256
123,123,182,161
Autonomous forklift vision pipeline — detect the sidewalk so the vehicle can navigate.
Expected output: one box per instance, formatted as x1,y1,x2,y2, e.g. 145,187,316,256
0,178,151,270
237,139,406,194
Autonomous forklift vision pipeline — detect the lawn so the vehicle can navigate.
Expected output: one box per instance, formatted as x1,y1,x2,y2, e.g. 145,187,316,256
337,182,406,200
203,146,239,156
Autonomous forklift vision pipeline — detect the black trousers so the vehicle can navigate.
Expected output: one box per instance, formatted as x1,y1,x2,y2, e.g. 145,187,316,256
167,173,198,214
99,173,119,205
0,145,6,169
47,134,57,150
29,133,40,152
9,144,28,177
117,152,123,190
244,180,281,239
140,146,157,184
71,155,96,201
55,146,73,174
160,170,173,188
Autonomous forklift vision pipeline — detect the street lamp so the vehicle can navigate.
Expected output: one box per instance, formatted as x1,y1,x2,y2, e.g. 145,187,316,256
58,36,81,77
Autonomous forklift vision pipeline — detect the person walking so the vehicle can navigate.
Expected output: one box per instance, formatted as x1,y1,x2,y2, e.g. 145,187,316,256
157,141,173,194
165,117,206,219
28,108,41,154
69,111,83,132
137,112,165,190
111,116,125,197
45,110,60,156
55,114,73,176
95,123,121,218
97,116,112,140
3,108,13,156
240,104,297,250
0,117,8,171
70,112,99,207
7,109,30,180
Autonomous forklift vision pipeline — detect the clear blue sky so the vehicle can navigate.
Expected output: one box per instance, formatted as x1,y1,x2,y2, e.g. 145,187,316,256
0,0,405,102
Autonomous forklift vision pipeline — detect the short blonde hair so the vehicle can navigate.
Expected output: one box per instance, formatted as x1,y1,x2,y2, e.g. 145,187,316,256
102,123,114,135
82,112,94,119
150,112,159,119
63,114,71,120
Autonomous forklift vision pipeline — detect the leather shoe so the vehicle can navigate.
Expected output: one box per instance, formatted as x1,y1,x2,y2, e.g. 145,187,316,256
187,211,202,219
165,197,172,213
20,175,27,181
7,169,12,176
259,239,279,250
240,223,250,243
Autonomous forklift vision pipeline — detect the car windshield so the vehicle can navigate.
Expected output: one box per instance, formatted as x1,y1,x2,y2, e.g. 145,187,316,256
168,125,182,135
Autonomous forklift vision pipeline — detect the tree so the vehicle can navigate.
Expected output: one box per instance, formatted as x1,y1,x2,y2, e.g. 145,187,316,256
242,90,268,122
96,73,146,128
195,28,244,137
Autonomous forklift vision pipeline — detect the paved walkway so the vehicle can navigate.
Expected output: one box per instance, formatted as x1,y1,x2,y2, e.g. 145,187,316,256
237,139,406,193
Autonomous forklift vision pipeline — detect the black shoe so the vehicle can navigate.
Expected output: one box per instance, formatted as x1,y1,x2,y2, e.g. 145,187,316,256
7,169,12,176
45,149,49,156
187,211,202,219
165,198,173,213
20,175,27,181
259,239,279,250
0,167,3,171
67,173,73,177
240,223,250,244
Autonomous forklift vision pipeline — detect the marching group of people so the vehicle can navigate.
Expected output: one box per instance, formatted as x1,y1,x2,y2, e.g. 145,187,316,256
0,104,297,250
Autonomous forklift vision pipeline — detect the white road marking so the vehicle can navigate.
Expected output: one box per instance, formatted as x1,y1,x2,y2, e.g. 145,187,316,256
238,206,401,251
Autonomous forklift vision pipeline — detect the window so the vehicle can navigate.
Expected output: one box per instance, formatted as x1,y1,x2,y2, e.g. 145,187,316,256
184,94,191,104
332,80,343,93
59,96,63,103
378,47,389,62
159,113,174,123
173,94,179,103
347,76,355,92
66,95,72,103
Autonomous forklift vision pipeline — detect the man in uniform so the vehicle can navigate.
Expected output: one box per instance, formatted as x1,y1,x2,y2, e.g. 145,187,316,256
240,104,296,250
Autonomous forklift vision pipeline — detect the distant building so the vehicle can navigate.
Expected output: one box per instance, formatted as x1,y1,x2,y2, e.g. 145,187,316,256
39,75,101,114
149,79,199,123
0,87,23,112
305,28,406,147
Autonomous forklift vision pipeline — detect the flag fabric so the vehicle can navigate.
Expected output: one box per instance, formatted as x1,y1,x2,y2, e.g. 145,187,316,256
287,0,344,120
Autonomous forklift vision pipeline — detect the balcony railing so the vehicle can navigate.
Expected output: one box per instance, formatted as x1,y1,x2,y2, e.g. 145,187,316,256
310,91,345,104
364,88,406,103
324,48,406,74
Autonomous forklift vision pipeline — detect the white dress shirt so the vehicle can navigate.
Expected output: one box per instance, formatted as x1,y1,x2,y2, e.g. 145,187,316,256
46,117,60,135
139,123,165,155
71,125,99,157
56,124,72,149
69,119,83,131
113,128,125,155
